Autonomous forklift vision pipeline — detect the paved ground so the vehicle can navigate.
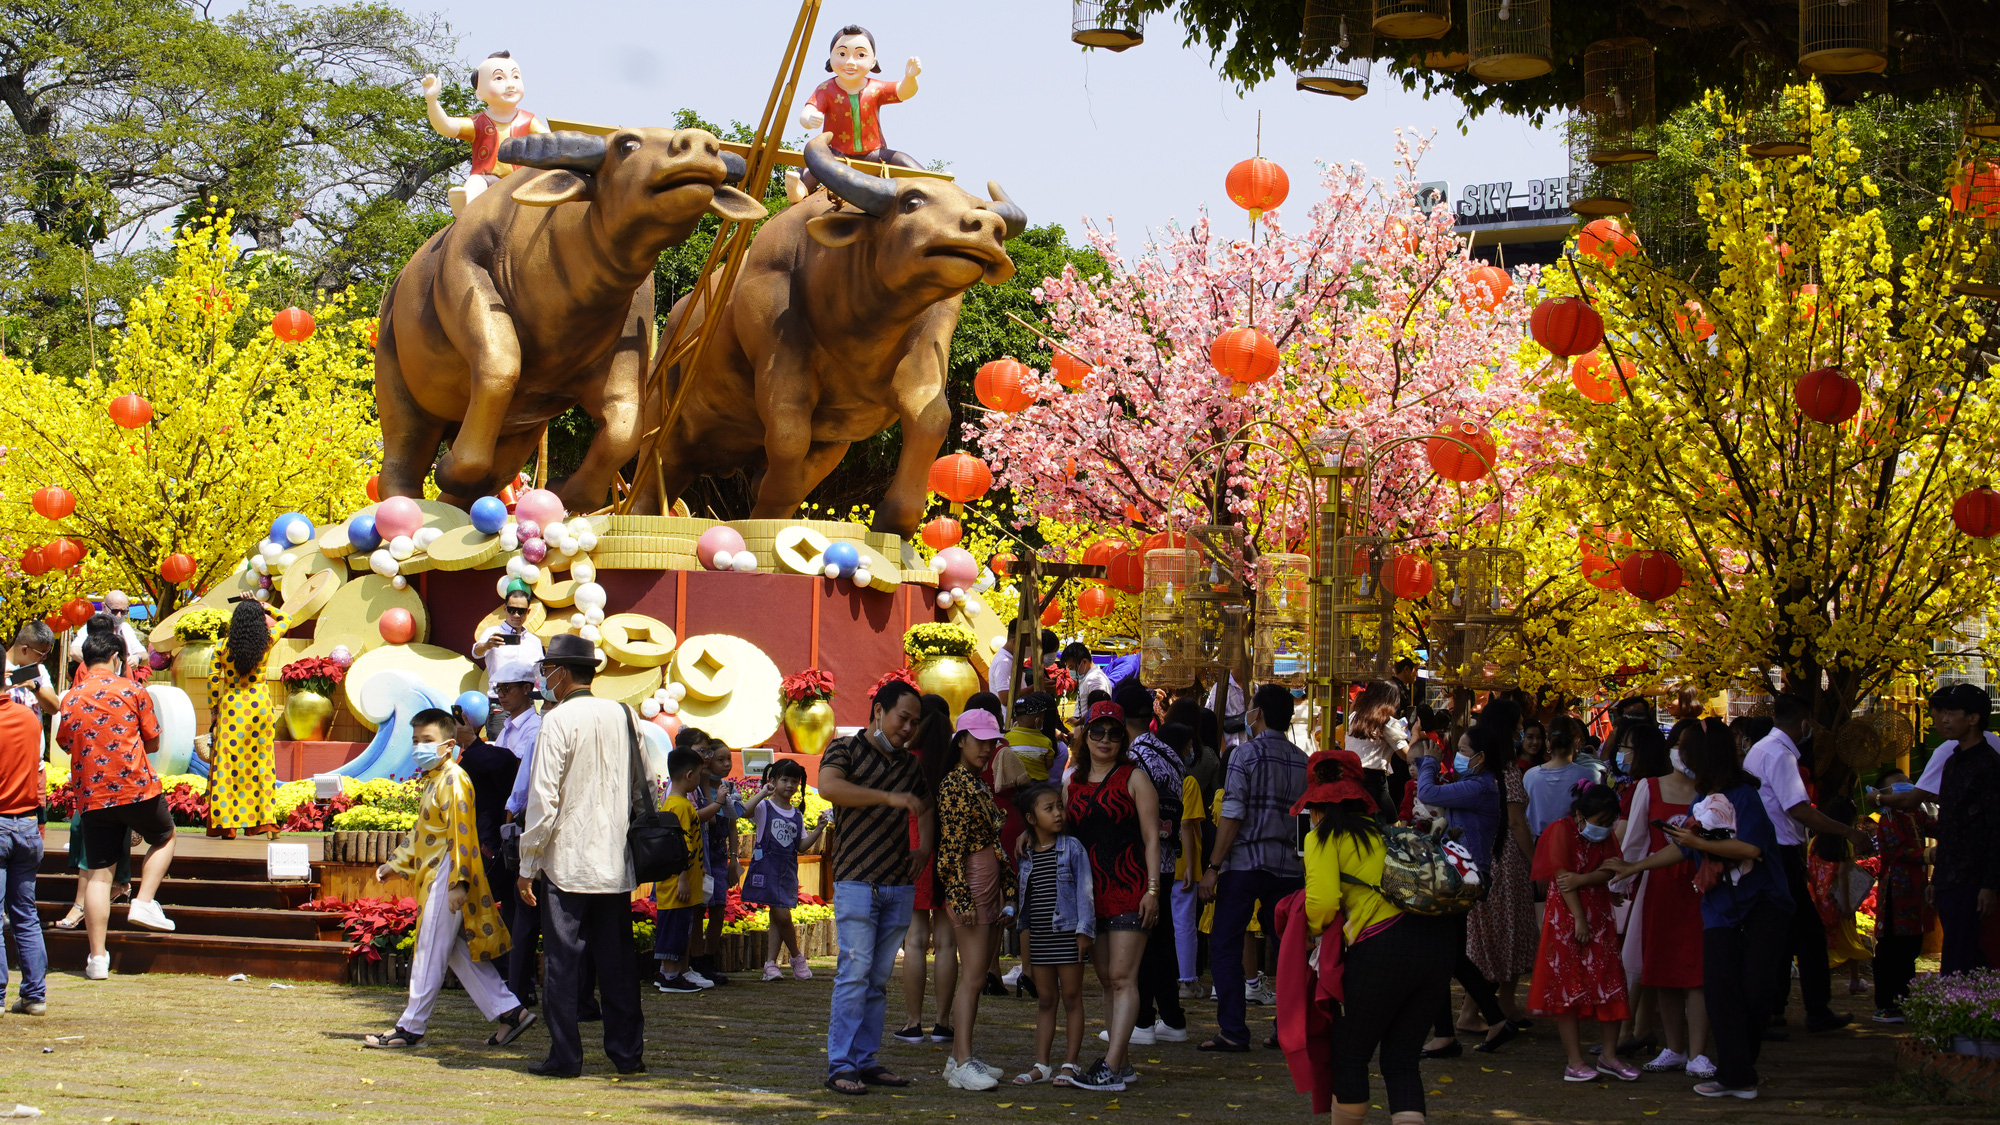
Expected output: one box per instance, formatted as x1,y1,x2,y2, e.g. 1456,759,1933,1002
0,956,1992,1124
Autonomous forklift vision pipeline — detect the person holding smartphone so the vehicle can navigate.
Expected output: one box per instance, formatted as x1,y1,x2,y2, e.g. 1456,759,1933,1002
4,622,59,718
473,586,545,694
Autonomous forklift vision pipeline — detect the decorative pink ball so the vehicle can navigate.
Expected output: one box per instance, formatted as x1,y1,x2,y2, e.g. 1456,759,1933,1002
328,645,354,667
522,537,549,564
515,519,541,543
378,607,416,644
148,649,171,670
696,526,747,571
514,488,565,528
374,495,423,539
649,712,681,738
935,546,979,593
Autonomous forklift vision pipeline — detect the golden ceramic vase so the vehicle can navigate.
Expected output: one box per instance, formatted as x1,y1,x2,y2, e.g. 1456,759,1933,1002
284,688,335,742
782,697,836,755
914,656,979,721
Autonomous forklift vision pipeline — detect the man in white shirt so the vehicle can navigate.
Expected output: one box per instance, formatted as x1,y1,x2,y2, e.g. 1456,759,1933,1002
515,634,641,1078
1741,694,1875,1035
991,628,1058,714
1061,642,1114,724
3,623,59,718
102,591,148,664
473,588,544,693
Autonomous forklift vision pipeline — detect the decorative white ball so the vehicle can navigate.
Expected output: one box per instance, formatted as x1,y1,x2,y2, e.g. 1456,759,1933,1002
936,591,954,609
495,575,513,598
577,530,598,551
260,539,284,560
583,606,605,625
580,624,600,643
965,597,985,615
285,521,311,545
389,535,415,561
710,550,734,571
414,526,444,549
544,520,567,542
731,551,758,573
276,552,296,569
654,688,672,703
592,647,605,663
852,568,872,587
573,582,608,611
570,612,587,628
665,682,687,701
662,698,680,715
518,563,540,584
253,588,270,601
930,555,948,571
391,575,408,590
950,586,966,599
990,634,1010,650
823,563,842,579
559,537,579,557
499,526,520,551
640,698,661,719
571,559,596,583
369,549,397,577
250,555,269,576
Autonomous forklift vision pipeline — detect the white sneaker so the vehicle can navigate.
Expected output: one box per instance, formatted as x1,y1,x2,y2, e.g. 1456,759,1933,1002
1179,981,1204,1002
946,1058,998,1091
84,953,109,980
1151,1020,1188,1043
683,970,714,990
126,899,175,933
1002,965,1024,988
1642,1048,1686,1072
973,1057,1002,1079
1686,1055,1718,1079
1246,977,1276,1006
1099,1024,1156,1046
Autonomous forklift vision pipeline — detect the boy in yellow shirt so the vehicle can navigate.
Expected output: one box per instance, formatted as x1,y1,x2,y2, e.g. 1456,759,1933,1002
651,747,712,993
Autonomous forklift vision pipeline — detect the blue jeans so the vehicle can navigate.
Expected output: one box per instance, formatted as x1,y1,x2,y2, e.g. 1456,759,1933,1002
1210,867,1302,1043
825,881,914,1077
0,815,46,1004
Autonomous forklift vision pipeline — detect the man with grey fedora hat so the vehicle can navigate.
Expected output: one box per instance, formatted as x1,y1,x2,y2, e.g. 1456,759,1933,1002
516,633,646,1078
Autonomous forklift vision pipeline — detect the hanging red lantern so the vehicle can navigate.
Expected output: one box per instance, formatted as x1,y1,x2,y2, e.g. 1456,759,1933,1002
1040,601,1064,626
1461,264,1511,313
1675,301,1715,341
45,539,79,570
1950,159,2000,220
1576,218,1639,268
62,598,95,628
1078,587,1116,618
1139,530,1187,554
929,452,993,512
272,306,316,343
1081,539,1130,582
990,553,1015,577
1209,326,1280,396
159,553,198,584
1225,158,1290,222
108,392,153,429
1108,550,1146,595
1570,352,1635,404
1051,351,1093,389
1384,215,1423,257
1425,420,1498,482
1952,487,2000,538
19,548,47,577
920,517,963,550
1621,550,1685,602
1581,553,1624,591
43,616,65,633
367,320,380,350
1794,366,1861,425
1529,297,1605,358
64,538,87,568
1385,553,1435,599
1578,525,1634,560
31,485,76,521
973,357,1035,413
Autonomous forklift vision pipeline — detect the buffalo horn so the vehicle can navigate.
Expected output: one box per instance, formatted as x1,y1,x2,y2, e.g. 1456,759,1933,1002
499,131,608,174
804,134,895,218
980,181,1028,240
721,150,748,185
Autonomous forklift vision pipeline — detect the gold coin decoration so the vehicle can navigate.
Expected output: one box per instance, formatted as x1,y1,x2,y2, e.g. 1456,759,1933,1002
667,633,782,750
600,613,676,667
425,524,502,571
316,574,429,654
596,661,665,707
277,568,338,624
533,569,581,607
775,526,831,575
672,635,739,700
280,548,343,603
342,642,483,731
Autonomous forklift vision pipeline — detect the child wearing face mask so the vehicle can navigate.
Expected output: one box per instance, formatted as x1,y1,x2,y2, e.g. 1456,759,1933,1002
363,709,536,1050
1529,780,1635,1083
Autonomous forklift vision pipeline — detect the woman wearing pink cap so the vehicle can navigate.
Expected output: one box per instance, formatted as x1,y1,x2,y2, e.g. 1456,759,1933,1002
935,708,1015,1091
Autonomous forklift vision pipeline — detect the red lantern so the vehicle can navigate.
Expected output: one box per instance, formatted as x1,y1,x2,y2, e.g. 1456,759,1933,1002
1209,326,1280,396
272,306,316,343
63,598,95,629
1040,601,1064,626
1139,530,1187,554
1581,553,1624,591
1529,297,1605,358
1225,158,1290,221
1576,218,1639,268
45,539,80,570
1569,352,1635,404
1675,301,1715,341
921,517,963,550
1384,216,1423,257
108,392,153,429
973,357,1035,413
1621,550,1684,602
31,485,75,521
990,553,1015,577
1579,525,1634,560
43,616,66,633
160,553,198,584
1078,587,1116,618
1952,487,2000,538
19,548,47,577
1950,160,2000,220
1461,264,1511,313
366,475,382,503
1081,539,1130,583
1425,420,1498,482
1385,553,1435,599
1795,366,1861,425
928,453,993,508
1108,550,1146,595
1051,351,1093,389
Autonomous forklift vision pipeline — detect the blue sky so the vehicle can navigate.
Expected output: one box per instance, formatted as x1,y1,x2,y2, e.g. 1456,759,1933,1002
403,0,1566,243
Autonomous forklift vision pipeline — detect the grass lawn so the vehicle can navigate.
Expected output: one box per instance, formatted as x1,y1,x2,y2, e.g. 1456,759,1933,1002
0,954,1994,1124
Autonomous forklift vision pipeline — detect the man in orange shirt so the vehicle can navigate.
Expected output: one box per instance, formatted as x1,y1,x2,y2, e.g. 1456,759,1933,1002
56,632,174,980
0,684,47,1013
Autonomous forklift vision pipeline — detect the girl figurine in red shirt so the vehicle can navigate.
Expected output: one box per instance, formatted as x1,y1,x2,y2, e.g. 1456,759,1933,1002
421,50,552,216
789,25,922,201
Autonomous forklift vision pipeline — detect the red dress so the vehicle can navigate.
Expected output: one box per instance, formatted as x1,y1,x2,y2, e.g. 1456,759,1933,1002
1528,816,1631,1021
1636,777,1703,988
1066,763,1146,917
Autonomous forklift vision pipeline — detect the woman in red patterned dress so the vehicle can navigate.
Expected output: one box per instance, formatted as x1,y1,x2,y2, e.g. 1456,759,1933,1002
1531,780,1636,1082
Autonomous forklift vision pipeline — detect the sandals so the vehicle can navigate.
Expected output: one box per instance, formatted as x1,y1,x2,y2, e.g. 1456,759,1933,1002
1014,1063,1053,1085
362,1027,424,1049
824,1071,869,1095
52,907,83,931
1197,1036,1250,1053
1052,1063,1083,1087
858,1065,914,1088
486,1007,539,1046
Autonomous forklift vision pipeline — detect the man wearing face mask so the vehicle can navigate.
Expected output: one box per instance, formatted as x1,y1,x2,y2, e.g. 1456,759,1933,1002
363,709,536,1050
516,634,646,1078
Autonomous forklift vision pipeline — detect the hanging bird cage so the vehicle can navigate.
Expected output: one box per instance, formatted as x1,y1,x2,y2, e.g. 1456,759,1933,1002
1740,53,1812,158
1141,548,1201,689
1437,620,1523,689
1424,49,1469,71
1578,38,1658,163
1332,536,1388,610
1458,547,1525,625
1971,109,2000,142
1566,122,1636,216
1297,0,1375,99
1186,525,1250,678
1373,0,1451,39
1798,0,1887,75
1948,140,2000,299
1466,0,1551,82
1071,0,1146,51
1254,552,1313,687
1328,536,1392,680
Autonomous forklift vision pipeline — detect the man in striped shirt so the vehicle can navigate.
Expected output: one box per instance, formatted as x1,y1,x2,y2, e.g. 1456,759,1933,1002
816,679,933,1095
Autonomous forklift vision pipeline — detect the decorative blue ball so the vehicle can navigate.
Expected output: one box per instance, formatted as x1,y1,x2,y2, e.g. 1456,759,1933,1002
347,513,382,554
270,512,314,547
469,495,509,535
822,540,860,577
455,690,491,730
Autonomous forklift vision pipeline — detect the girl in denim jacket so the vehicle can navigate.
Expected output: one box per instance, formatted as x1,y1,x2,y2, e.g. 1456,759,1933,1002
1012,782,1096,1086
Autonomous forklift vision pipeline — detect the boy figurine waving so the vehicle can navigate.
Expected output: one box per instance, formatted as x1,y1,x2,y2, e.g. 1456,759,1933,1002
790,25,922,202
421,50,552,216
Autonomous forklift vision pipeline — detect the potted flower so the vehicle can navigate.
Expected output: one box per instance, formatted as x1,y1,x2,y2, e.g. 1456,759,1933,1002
170,608,233,714
280,656,347,741
779,668,837,755
1905,968,2000,1059
904,621,980,719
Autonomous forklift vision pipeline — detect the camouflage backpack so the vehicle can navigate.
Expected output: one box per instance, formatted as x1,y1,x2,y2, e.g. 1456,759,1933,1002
1341,822,1485,916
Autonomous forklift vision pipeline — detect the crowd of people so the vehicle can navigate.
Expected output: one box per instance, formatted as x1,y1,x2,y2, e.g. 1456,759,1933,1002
5,604,1997,1118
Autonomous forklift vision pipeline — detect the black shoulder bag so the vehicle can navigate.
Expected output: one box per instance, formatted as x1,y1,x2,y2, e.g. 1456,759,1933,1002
624,706,695,883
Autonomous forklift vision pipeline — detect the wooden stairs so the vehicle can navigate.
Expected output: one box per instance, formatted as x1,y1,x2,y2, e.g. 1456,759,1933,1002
33,844,356,983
